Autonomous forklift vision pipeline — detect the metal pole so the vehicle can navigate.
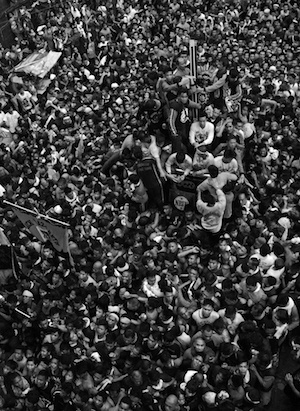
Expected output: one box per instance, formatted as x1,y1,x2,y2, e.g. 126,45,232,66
3,200,70,227
189,39,198,121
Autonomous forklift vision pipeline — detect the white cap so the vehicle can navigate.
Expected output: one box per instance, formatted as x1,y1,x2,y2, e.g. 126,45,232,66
23,290,34,298
53,205,63,214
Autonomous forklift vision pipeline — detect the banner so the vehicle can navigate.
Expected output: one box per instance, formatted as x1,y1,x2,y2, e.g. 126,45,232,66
13,51,62,79
5,202,69,253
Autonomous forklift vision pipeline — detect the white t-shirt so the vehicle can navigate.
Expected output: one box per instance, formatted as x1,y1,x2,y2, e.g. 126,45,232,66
192,308,219,327
18,91,33,111
251,252,277,272
265,265,285,286
0,184,5,197
214,156,238,174
5,110,20,133
189,121,214,147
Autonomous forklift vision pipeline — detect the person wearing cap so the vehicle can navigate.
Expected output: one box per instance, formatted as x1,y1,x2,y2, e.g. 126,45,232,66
106,312,120,336
16,290,36,319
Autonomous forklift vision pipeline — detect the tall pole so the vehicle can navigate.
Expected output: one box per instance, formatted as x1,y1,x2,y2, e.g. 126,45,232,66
189,39,198,121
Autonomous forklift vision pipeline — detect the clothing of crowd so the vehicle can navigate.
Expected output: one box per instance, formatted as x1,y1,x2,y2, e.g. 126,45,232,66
0,0,300,410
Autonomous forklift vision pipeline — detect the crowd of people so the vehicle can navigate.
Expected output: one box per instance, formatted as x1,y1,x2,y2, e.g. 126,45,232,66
0,0,299,410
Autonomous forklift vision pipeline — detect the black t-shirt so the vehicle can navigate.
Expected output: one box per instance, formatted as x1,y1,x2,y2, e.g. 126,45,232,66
169,99,192,136
285,367,300,401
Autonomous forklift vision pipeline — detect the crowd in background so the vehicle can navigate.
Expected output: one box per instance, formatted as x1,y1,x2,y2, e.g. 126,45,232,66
0,0,299,410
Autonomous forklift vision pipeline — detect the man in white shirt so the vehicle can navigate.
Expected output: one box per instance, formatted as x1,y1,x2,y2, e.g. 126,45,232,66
250,243,277,272
189,111,214,149
214,149,238,174
197,165,237,219
17,87,35,113
192,299,219,328
265,258,285,289
4,106,20,133
196,188,226,233
192,146,215,176
142,273,163,298
165,151,193,183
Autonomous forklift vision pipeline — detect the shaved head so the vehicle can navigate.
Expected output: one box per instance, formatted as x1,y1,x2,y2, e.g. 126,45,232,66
165,395,179,411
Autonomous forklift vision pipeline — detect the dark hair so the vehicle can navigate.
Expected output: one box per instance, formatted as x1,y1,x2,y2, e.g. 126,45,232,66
178,87,188,95
120,396,132,407
257,352,271,368
223,148,235,160
150,330,161,342
202,324,213,332
202,299,214,308
208,164,219,178
128,174,139,184
75,361,89,376
231,374,243,388
276,294,289,307
213,317,225,331
5,360,18,371
176,151,185,163
246,276,257,287
260,243,271,256
26,389,40,404
201,190,216,206
275,309,289,324
225,306,236,316
37,369,49,379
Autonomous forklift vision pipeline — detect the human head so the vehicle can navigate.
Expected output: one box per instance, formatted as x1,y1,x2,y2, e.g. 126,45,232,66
222,149,235,163
175,151,185,164
208,165,219,178
198,111,207,128
164,394,180,411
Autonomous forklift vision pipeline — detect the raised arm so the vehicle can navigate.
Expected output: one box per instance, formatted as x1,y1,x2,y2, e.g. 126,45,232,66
205,73,227,93
169,108,178,136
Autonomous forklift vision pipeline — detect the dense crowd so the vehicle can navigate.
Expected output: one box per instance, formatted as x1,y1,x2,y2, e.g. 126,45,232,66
0,0,299,410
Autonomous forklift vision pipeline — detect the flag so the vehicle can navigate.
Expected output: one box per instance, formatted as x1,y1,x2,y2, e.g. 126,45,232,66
6,202,70,254
75,135,85,159
36,216,69,253
9,206,47,243
0,228,20,284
